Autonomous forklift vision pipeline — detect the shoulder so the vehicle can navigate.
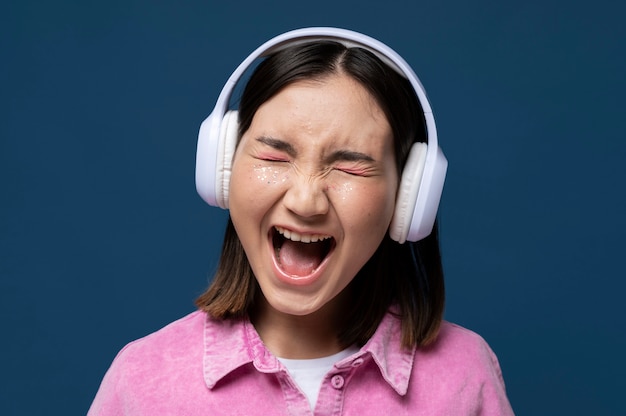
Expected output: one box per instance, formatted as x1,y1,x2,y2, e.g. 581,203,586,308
88,311,212,415
414,321,506,401
408,321,513,414
416,321,503,375
107,310,209,379
433,321,499,357
413,322,507,386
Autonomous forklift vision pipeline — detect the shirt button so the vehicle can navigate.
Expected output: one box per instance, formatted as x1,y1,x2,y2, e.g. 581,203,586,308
331,374,345,389
351,358,364,367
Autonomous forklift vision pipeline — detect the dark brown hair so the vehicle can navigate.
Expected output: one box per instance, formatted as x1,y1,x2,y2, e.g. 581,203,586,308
196,41,445,348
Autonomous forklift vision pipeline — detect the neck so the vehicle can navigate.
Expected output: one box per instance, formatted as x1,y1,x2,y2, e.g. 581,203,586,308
250,294,349,359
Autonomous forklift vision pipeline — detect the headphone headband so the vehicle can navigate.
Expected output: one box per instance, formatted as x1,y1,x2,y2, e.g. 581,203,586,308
211,28,436,147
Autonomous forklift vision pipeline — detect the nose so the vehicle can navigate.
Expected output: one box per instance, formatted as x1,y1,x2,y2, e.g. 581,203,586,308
282,173,329,218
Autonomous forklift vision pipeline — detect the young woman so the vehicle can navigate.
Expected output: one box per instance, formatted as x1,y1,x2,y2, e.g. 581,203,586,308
88,28,514,415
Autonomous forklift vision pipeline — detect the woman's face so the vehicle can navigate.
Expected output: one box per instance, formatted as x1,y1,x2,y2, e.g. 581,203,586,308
229,73,398,317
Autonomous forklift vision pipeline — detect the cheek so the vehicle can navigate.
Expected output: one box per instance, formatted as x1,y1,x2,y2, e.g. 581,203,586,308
326,180,354,201
229,162,291,222
328,179,397,223
252,164,289,185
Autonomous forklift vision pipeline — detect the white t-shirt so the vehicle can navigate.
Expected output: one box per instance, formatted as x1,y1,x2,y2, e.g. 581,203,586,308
278,346,359,410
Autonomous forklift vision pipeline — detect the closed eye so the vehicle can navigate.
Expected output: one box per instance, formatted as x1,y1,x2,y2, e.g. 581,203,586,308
334,164,372,177
257,154,289,163
254,136,295,163
329,150,376,177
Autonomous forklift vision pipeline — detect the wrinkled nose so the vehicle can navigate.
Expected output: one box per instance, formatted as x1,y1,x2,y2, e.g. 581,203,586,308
282,174,329,218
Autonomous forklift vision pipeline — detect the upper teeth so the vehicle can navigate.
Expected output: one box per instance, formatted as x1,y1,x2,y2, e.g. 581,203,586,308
275,226,331,243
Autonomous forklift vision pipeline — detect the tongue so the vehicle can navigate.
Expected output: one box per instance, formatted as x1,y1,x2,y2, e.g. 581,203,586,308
278,239,326,277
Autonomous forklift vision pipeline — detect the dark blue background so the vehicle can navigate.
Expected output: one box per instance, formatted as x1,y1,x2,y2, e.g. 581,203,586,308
2,1,624,414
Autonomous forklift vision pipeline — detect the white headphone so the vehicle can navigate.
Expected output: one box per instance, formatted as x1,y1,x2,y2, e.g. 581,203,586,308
196,27,447,243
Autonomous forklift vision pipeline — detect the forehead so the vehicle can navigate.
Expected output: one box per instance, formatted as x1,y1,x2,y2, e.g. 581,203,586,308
247,74,393,152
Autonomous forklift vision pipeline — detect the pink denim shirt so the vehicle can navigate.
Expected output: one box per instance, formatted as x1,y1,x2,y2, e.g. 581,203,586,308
88,310,514,415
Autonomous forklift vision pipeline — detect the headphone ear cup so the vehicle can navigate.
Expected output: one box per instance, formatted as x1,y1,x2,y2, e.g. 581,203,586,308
215,110,239,209
389,142,428,243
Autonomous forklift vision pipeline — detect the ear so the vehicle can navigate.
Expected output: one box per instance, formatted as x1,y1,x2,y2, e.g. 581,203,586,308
389,142,427,243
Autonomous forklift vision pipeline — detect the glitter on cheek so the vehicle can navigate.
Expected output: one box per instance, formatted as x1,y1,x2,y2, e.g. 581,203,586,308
253,164,288,184
329,181,355,200
252,165,270,183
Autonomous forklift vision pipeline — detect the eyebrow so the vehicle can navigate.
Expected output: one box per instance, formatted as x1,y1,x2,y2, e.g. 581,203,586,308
255,136,376,163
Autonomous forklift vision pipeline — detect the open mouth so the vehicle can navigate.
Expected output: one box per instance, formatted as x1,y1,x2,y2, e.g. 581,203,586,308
272,226,335,277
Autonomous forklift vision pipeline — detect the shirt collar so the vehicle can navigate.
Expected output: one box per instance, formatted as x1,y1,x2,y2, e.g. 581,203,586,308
202,309,415,396
358,309,415,395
